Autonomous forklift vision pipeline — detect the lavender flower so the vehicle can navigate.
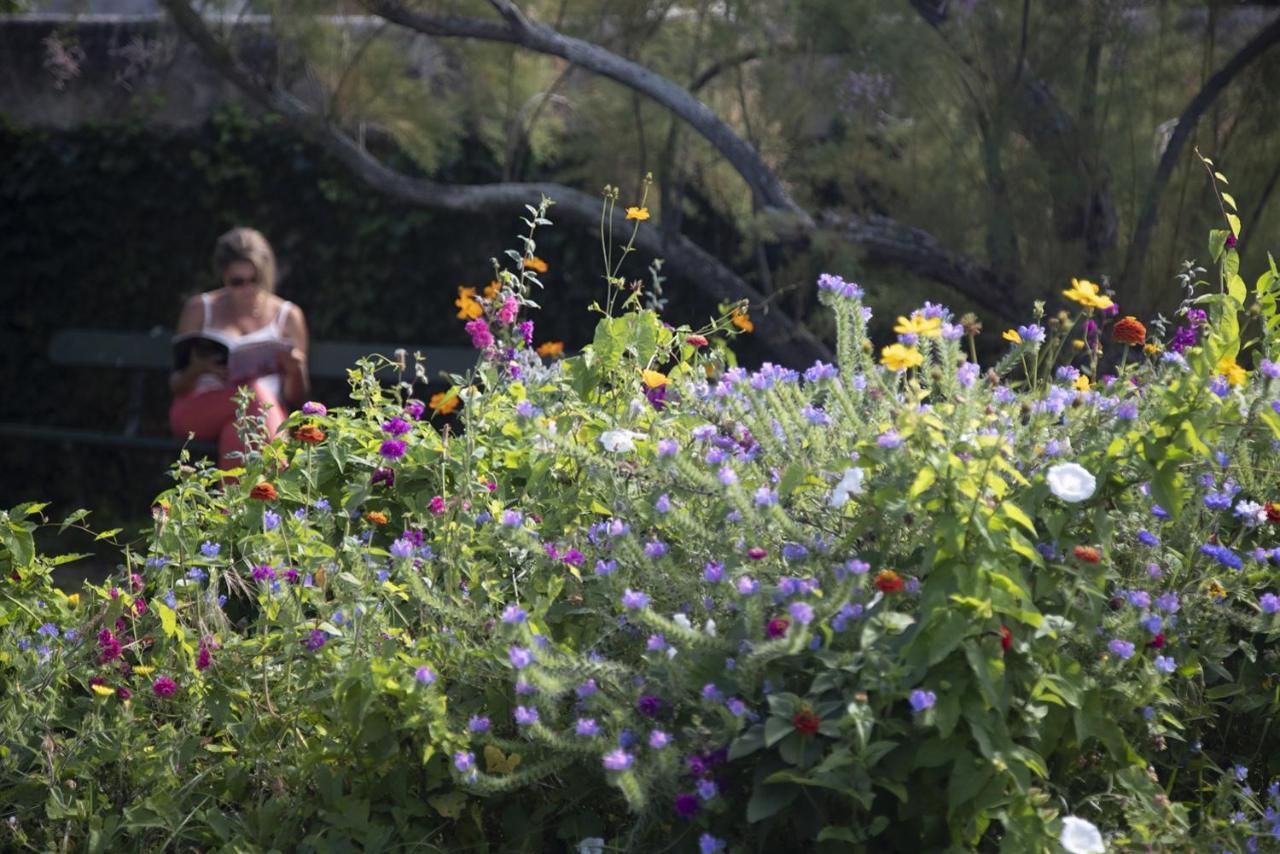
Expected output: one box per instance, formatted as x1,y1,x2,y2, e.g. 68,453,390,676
602,749,633,771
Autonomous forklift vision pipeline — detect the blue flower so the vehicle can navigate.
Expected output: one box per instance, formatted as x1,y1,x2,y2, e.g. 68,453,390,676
199,541,220,558
621,589,650,609
415,666,437,684
702,562,724,583
1200,543,1243,570
699,834,726,854
514,706,539,726
508,646,535,669
263,510,281,531
1108,639,1135,660
502,604,529,624
576,718,602,736
788,602,815,625
1154,656,1176,674
654,494,671,513
1137,530,1160,547
576,678,599,698
909,690,936,711
468,715,491,732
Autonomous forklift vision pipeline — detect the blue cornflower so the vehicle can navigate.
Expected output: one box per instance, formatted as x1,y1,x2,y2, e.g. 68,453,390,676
1201,543,1243,570
909,690,936,711
1108,639,1135,659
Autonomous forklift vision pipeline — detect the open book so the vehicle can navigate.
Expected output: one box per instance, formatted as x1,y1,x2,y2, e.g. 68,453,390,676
172,330,293,382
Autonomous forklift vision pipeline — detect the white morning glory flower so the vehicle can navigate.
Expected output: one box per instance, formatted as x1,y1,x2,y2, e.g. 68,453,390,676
829,467,866,508
1046,462,1097,503
1059,816,1105,854
599,429,643,453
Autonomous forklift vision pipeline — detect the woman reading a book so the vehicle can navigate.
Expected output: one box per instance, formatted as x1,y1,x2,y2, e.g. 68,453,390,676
169,227,310,471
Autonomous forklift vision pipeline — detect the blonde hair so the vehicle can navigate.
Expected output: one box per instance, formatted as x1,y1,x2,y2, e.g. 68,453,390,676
213,227,277,293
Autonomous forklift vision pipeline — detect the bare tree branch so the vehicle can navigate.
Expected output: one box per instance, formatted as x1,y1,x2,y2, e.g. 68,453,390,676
363,0,812,228
1119,11,1280,292
158,0,831,366
819,211,1016,318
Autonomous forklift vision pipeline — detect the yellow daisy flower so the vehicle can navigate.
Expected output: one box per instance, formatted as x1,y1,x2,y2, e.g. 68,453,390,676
625,206,650,221
1062,278,1114,310
1217,356,1247,386
880,343,924,372
893,313,943,338
1002,329,1022,344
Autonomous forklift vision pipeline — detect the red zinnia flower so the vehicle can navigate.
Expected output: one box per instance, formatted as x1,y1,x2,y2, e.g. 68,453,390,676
249,482,277,501
1112,316,1147,346
294,424,325,444
792,708,821,735
685,335,709,348
1073,545,1102,563
1149,633,1165,649
766,618,790,639
1000,625,1012,652
875,570,904,593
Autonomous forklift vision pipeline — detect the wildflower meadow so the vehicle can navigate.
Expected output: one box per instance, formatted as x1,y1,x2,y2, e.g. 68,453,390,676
4,165,1280,852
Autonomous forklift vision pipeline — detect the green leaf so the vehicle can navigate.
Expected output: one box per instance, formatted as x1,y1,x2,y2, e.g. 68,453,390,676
58,509,91,533
746,782,798,823
156,602,179,640
909,466,936,499
94,528,123,542
999,502,1036,537
1227,213,1241,238
1221,191,1237,211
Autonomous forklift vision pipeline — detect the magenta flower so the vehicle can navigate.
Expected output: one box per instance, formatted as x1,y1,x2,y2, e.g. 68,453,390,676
497,297,519,325
465,318,494,349
151,676,177,698
674,793,700,818
304,629,328,651
428,495,446,516
381,417,412,437
404,399,425,420
301,401,327,416
379,439,407,460
252,564,275,582
766,618,790,639
196,643,212,671
372,466,396,487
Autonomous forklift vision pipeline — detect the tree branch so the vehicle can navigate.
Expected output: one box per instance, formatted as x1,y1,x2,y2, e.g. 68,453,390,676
158,0,831,366
1119,11,1280,292
363,0,811,228
819,211,1016,319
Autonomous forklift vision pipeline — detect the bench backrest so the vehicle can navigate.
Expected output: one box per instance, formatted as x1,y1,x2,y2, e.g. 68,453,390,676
49,328,475,380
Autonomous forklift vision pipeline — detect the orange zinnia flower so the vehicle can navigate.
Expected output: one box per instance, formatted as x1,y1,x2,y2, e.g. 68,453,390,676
523,256,549,273
874,570,903,593
365,511,389,525
1112,316,1147,346
730,307,753,333
295,424,325,445
429,391,459,416
483,280,501,300
1073,545,1102,563
249,482,277,501
455,286,483,320
536,341,565,358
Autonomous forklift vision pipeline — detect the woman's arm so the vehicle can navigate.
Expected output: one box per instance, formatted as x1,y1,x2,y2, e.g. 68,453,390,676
169,295,224,398
277,303,311,407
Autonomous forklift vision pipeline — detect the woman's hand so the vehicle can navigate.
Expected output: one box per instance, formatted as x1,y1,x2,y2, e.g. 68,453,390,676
277,346,307,379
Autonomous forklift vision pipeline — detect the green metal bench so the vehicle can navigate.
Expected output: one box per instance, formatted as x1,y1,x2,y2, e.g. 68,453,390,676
0,328,474,454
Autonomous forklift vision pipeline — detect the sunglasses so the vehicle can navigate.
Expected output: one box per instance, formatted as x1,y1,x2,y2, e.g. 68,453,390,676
226,274,258,287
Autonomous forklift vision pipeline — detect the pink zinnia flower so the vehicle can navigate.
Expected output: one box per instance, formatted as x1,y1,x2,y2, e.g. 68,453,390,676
151,676,177,698
465,319,494,349
428,495,446,516
497,297,519,326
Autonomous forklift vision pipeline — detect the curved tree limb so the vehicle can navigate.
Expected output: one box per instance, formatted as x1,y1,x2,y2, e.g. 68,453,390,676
819,211,1016,319
359,0,1012,315
159,0,830,366
362,0,812,228
1119,11,1280,291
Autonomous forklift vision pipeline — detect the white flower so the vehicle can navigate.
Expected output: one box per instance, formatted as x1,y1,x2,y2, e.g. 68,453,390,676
1059,816,1105,854
829,467,866,508
672,613,693,631
599,429,642,453
1046,462,1096,503
577,838,605,854
703,618,717,637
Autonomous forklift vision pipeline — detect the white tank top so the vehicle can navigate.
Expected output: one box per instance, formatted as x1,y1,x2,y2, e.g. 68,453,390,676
194,293,294,398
